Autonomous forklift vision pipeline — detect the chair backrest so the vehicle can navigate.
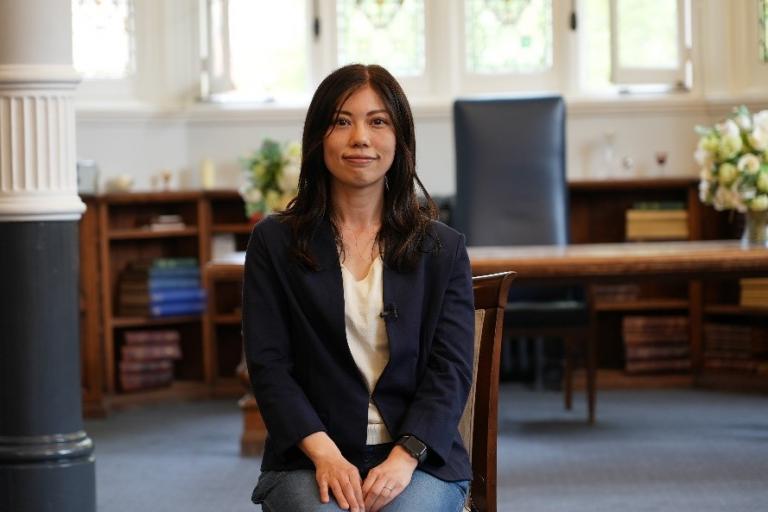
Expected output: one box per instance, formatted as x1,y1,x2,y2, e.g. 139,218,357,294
453,96,569,247
460,271,516,512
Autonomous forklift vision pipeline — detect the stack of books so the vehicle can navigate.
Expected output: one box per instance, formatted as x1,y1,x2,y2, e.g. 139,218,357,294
592,283,640,303
703,323,768,373
144,214,186,231
120,330,182,391
739,278,768,307
118,257,207,317
625,201,689,241
622,316,690,374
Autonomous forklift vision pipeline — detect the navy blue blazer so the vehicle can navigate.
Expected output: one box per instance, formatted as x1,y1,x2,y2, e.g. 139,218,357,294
242,215,475,481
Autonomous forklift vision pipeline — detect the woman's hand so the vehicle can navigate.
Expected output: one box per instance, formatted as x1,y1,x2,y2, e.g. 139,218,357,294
300,432,365,511
362,445,418,512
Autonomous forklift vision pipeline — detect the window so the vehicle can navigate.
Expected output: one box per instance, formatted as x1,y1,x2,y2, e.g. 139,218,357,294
464,0,553,74
227,0,308,101
608,0,688,86
71,0,135,79
581,0,690,91
202,0,693,103
336,0,426,77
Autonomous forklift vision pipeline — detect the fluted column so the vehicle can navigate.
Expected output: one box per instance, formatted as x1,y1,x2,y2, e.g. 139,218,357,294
0,0,94,510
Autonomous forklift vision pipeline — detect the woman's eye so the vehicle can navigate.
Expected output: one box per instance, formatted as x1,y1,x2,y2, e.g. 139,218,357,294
371,118,389,126
336,118,351,126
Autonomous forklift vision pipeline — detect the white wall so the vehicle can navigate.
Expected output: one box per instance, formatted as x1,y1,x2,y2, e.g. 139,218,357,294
77,97,767,196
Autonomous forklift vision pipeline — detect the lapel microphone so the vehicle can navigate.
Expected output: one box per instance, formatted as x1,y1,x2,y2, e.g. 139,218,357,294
380,303,398,321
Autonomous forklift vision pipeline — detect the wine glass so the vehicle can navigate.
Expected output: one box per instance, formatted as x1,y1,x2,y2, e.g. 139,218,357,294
654,151,668,176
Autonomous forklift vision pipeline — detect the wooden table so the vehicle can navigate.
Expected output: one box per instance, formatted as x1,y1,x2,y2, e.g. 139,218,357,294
468,240,768,281
205,241,768,434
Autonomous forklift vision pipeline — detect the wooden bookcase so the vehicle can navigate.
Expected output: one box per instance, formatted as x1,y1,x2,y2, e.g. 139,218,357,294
85,191,250,410
569,178,766,391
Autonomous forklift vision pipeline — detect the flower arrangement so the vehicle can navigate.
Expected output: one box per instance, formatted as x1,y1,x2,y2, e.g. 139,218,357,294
696,106,768,212
239,139,301,220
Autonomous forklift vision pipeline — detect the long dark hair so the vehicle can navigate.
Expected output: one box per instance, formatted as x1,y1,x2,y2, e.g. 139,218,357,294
279,64,438,272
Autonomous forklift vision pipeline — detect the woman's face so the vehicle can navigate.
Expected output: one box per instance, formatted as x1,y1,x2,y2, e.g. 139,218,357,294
323,85,396,193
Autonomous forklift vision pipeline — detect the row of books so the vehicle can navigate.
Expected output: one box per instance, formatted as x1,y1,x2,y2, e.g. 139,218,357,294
740,278,768,308
120,329,182,391
625,201,689,241
703,322,768,373
622,316,690,374
118,257,207,317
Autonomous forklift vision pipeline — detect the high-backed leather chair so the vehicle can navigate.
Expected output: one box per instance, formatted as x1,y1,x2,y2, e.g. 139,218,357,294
453,96,596,423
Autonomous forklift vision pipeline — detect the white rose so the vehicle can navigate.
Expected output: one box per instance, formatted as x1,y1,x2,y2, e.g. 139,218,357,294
748,128,768,152
753,110,768,133
750,194,768,211
714,185,746,212
735,113,752,131
278,163,301,192
698,135,719,153
718,162,738,185
758,172,768,193
718,135,743,160
244,187,262,203
694,148,713,167
737,153,761,174
716,119,740,138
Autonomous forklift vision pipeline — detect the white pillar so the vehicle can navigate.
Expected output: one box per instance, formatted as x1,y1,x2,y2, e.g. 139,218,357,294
0,1,95,510
0,0,85,221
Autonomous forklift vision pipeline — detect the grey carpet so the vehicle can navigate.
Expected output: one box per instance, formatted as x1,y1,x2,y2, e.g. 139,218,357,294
86,385,768,512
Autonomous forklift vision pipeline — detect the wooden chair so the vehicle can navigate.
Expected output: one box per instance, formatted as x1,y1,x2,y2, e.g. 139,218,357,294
239,271,517,512
460,271,516,512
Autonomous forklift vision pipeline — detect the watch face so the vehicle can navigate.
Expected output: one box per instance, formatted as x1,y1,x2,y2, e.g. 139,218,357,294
401,436,427,461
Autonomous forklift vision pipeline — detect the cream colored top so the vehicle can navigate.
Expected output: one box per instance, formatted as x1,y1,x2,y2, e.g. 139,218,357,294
340,256,393,444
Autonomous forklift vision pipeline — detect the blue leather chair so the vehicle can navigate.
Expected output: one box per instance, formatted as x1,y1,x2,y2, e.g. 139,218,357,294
453,95,596,423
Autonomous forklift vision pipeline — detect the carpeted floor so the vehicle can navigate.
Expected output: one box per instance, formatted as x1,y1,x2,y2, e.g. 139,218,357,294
85,385,768,512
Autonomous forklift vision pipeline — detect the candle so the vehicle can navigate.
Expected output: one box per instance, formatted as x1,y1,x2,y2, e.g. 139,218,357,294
201,158,216,190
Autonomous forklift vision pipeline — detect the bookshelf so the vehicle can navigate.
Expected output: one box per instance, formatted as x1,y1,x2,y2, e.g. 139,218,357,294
570,178,768,390
86,190,250,410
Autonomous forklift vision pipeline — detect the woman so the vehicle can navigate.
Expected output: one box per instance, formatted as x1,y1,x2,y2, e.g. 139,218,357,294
244,64,474,512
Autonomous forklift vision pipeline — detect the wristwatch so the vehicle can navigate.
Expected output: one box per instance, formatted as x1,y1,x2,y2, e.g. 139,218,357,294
396,435,428,464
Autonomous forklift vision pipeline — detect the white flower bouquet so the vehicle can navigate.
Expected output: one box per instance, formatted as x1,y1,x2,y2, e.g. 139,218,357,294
696,106,768,212
240,139,301,220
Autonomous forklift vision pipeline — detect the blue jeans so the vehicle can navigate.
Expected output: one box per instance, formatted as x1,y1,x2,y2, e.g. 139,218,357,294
252,444,469,512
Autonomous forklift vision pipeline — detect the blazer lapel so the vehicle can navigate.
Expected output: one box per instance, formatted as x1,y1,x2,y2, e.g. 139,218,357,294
382,262,417,363
302,218,350,360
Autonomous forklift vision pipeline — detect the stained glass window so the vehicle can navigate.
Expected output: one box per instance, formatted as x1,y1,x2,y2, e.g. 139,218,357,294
72,0,135,79
227,0,308,100
336,0,425,76
465,0,553,74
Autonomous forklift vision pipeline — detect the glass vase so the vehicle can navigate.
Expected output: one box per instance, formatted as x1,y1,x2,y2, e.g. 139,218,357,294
741,210,768,247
